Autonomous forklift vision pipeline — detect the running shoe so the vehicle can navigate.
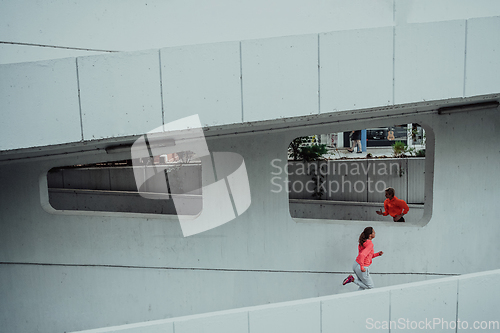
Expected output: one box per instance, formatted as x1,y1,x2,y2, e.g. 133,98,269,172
342,274,354,285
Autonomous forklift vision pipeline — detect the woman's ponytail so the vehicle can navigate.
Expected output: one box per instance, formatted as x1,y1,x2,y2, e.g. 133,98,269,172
358,227,374,247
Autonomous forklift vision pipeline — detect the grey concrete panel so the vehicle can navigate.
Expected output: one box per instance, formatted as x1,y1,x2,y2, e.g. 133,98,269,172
394,20,466,104
175,312,248,333
249,302,320,333
465,16,500,97
320,26,393,112
322,291,390,332
78,50,163,140
47,168,64,188
139,167,169,194
63,271,500,333
0,58,81,150
366,159,408,203
109,167,138,192
289,200,424,222
63,168,111,191
0,264,177,333
457,271,500,332
3,105,500,333
241,34,318,122
161,42,242,127
86,323,174,333
407,158,425,204
48,189,204,215
166,164,202,195
326,160,368,202
390,280,458,332
287,158,424,209
131,165,202,195
287,161,323,200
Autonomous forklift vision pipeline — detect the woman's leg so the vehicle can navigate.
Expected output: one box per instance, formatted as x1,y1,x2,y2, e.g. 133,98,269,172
352,261,375,290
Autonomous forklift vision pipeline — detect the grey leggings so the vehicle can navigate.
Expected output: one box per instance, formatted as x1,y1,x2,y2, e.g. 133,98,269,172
352,261,374,290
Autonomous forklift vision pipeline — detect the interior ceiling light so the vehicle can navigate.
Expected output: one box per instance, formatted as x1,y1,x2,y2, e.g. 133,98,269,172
437,101,499,115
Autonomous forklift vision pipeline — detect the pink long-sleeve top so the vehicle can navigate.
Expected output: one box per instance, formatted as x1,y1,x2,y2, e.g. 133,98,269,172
355,239,380,270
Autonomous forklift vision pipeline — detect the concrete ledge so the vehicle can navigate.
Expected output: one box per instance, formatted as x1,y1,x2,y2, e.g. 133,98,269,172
48,188,202,215
290,199,424,222
69,269,500,333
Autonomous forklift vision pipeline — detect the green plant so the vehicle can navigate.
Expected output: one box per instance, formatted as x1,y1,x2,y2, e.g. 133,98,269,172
392,141,414,158
300,144,328,162
288,137,328,161
288,137,308,161
415,149,426,157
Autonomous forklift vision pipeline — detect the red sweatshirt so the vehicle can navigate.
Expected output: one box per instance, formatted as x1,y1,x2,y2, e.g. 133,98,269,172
382,196,409,217
355,239,380,270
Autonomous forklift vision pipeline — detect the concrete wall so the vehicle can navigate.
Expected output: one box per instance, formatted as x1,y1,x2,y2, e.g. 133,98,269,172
68,269,500,333
47,165,201,193
1,106,499,333
0,58,82,150
289,200,424,222
47,189,200,215
2,16,500,151
2,1,500,65
45,158,423,218
287,158,425,203
1,8,500,333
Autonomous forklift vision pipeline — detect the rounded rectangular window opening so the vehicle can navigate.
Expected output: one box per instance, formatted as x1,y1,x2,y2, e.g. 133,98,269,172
46,151,202,216
287,123,431,224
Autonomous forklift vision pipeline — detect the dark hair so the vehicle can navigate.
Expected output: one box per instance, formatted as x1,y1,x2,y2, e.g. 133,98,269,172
359,227,374,247
385,187,395,197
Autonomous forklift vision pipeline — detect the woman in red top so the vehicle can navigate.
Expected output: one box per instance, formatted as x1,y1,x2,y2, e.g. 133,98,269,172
342,227,383,289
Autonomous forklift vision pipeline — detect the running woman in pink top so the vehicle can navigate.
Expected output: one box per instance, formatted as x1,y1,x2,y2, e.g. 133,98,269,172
342,227,383,289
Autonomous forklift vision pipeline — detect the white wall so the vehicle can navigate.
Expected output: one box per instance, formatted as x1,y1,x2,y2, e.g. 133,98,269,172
77,50,163,140
67,269,500,333
2,16,500,151
287,158,425,203
2,0,500,65
0,58,82,150
290,201,424,222
1,106,499,333
1,5,500,333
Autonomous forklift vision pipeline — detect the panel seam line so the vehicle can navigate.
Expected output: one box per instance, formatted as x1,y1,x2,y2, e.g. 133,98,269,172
0,262,461,276
76,58,84,141
463,20,468,97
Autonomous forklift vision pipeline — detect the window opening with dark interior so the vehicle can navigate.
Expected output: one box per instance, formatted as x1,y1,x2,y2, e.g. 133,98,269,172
47,150,202,216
